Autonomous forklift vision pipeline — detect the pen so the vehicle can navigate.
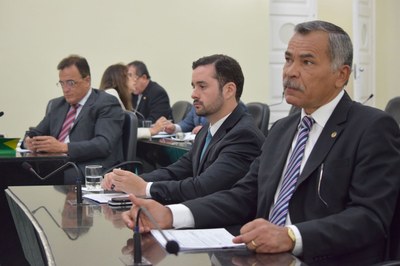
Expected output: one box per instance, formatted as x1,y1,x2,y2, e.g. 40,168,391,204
317,163,328,206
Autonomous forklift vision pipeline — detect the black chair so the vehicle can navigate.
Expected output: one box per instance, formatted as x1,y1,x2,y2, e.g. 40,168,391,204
172,101,192,123
385,97,400,126
289,105,301,115
110,110,143,174
246,102,270,136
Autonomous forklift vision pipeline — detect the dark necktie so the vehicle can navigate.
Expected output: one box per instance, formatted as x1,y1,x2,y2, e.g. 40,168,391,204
58,104,79,142
269,116,314,226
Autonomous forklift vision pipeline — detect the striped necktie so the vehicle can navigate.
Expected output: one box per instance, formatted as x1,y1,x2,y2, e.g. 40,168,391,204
269,116,314,226
200,129,212,161
58,104,79,142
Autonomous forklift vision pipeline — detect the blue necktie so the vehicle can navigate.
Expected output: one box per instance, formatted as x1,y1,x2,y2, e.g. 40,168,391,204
200,129,212,161
269,116,314,226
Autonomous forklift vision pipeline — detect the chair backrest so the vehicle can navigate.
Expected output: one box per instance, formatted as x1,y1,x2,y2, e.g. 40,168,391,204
385,97,400,126
246,102,270,136
122,111,138,162
289,105,301,115
172,101,192,123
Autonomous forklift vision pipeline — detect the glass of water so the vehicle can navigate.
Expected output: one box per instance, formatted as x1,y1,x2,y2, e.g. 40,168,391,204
85,165,103,191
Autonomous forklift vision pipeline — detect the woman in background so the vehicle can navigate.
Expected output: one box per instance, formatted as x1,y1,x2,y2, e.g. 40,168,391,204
99,64,167,138
99,64,134,111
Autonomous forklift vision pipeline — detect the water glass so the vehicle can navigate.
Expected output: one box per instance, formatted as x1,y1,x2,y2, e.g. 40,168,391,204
85,165,103,191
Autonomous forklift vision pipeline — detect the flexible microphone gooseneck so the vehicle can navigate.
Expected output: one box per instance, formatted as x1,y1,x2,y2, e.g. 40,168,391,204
133,207,180,265
268,91,285,107
22,161,83,204
132,108,146,122
362,93,374,105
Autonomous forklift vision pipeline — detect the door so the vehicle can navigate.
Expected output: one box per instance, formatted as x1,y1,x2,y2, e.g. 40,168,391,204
353,0,375,105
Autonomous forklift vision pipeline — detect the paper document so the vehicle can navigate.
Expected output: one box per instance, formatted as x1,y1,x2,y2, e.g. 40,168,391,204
152,132,175,139
83,192,126,203
151,228,245,250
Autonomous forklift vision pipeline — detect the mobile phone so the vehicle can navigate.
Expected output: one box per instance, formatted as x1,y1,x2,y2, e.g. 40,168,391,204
111,196,131,203
107,196,132,207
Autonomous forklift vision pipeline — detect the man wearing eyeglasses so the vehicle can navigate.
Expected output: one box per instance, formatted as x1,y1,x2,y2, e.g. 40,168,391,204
127,60,172,124
23,55,124,182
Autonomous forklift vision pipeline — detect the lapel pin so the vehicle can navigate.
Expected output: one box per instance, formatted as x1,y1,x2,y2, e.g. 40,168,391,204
331,131,337,138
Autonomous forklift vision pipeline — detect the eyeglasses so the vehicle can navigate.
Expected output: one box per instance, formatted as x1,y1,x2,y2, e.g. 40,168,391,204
127,73,141,81
56,79,83,88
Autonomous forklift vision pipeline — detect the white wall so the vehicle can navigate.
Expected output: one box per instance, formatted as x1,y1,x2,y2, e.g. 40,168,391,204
0,0,269,137
1,0,399,137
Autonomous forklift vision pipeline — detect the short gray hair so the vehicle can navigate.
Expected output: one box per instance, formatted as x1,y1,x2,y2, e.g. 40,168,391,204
295,20,353,73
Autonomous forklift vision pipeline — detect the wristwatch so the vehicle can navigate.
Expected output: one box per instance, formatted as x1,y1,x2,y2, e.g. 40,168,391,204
287,227,296,250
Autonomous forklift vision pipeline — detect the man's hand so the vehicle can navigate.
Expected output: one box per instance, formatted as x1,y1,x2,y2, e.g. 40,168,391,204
232,218,294,253
27,136,68,153
102,169,147,195
150,117,170,135
192,125,203,134
163,121,176,134
122,194,173,232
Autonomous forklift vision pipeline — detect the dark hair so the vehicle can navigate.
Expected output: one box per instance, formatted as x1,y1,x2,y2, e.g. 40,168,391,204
99,64,133,111
127,60,151,79
57,55,91,78
295,20,353,73
192,54,244,101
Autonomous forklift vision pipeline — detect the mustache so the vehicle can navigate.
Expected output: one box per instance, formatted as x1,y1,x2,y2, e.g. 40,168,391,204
283,79,304,92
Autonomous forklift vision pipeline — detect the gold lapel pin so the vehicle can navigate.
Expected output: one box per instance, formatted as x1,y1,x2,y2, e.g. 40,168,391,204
331,131,337,138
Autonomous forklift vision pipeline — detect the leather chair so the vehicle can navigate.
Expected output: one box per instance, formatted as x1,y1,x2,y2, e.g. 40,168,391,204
246,102,270,136
289,105,301,115
172,101,192,123
385,97,400,126
109,110,143,174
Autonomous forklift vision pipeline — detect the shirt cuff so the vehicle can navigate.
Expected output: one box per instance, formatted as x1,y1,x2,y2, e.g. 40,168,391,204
174,124,182,133
167,204,195,229
287,225,303,256
145,182,153,198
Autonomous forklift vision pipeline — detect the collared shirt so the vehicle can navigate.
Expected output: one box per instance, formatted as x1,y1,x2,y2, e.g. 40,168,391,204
169,90,345,240
279,89,344,255
64,88,92,143
145,113,232,197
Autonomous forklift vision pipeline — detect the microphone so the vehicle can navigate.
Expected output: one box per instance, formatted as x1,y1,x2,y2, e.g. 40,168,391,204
0,111,4,117
362,93,374,104
133,207,180,265
22,161,83,204
132,108,146,121
268,92,285,107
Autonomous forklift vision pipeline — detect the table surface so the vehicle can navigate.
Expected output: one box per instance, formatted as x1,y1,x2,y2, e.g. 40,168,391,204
6,185,303,266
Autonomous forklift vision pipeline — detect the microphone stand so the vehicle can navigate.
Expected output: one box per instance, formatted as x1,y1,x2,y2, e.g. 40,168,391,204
134,208,152,266
22,161,84,205
133,207,180,265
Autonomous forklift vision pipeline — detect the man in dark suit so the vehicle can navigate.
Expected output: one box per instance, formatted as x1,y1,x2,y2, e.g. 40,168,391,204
24,55,124,181
127,60,172,124
122,21,400,265
102,54,265,204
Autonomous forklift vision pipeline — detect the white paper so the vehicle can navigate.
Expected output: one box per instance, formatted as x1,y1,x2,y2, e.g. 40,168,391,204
82,192,126,203
151,228,245,251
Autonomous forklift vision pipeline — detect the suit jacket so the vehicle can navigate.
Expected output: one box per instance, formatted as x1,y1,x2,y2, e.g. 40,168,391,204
142,104,265,204
29,89,124,178
184,92,400,265
131,80,172,123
